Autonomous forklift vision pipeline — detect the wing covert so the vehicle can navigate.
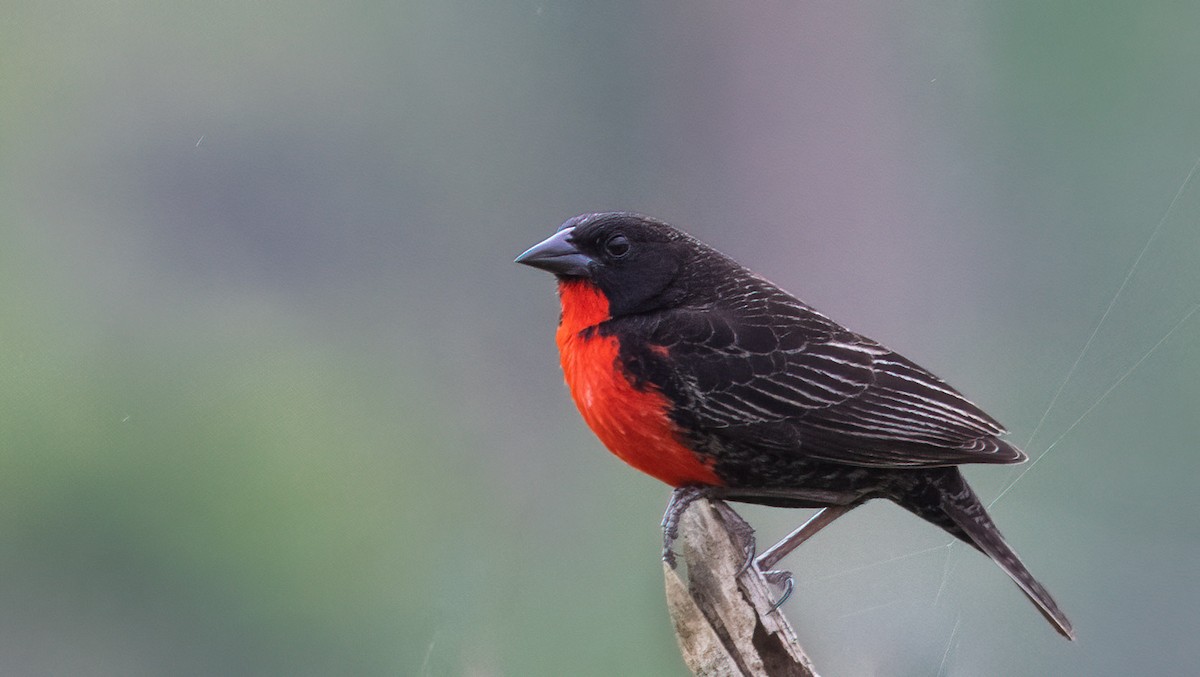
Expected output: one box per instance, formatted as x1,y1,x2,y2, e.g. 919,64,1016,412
646,306,1023,468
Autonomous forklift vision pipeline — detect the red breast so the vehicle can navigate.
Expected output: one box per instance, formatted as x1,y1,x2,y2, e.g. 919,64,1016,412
554,280,722,487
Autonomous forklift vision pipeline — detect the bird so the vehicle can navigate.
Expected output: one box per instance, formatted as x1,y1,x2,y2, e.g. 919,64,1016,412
515,212,1073,639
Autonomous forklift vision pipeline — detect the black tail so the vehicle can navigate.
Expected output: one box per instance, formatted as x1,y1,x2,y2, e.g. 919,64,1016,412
898,468,1075,640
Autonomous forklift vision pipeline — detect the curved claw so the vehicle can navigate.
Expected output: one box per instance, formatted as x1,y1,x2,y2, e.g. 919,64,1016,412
736,541,757,577
761,569,795,611
663,547,677,569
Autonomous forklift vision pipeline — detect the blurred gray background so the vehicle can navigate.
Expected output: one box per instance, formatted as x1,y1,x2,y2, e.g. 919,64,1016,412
3,2,1198,675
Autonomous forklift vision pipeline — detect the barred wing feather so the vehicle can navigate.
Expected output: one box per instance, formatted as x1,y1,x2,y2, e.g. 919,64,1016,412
661,309,1025,468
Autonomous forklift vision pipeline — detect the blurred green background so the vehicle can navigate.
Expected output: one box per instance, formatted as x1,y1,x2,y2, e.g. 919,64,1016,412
3,2,1198,675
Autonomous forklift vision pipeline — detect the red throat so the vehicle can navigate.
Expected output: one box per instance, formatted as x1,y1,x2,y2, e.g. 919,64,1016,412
554,280,722,488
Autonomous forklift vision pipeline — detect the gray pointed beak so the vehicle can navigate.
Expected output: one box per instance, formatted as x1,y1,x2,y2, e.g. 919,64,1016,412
515,226,593,277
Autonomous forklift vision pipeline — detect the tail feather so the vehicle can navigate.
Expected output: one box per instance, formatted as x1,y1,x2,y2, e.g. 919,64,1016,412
901,469,1075,640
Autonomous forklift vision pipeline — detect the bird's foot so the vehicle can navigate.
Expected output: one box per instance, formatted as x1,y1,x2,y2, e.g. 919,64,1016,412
760,568,795,611
710,500,757,575
661,486,716,568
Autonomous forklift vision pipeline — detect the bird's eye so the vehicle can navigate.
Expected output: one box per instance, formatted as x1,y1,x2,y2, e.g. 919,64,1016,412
604,234,631,258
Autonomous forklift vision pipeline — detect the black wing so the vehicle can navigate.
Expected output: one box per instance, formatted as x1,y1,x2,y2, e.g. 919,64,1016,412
647,293,1024,468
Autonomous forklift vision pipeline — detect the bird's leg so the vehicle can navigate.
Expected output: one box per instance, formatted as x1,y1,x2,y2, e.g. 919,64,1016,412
756,505,852,571
661,486,715,568
754,505,854,610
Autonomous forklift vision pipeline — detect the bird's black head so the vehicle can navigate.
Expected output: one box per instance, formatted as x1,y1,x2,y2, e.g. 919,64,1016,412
516,212,715,317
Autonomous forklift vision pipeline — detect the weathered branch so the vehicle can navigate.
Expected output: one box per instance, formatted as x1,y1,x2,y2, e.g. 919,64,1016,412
664,499,820,677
